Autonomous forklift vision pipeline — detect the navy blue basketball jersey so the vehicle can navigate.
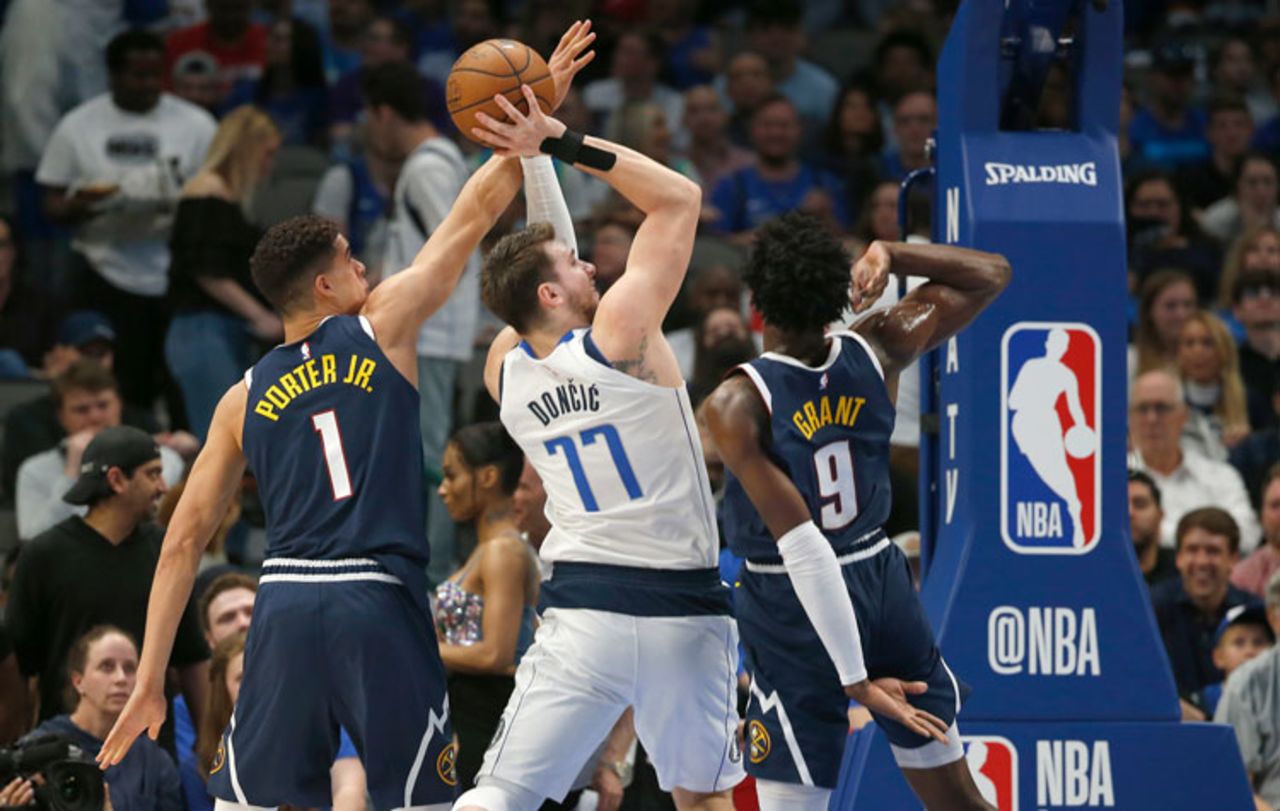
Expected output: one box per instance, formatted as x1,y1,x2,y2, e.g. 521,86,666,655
722,330,895,559
242,316,428,571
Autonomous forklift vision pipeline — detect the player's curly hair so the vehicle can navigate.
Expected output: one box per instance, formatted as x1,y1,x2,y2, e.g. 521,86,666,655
744,212,850,333
250,215,341,314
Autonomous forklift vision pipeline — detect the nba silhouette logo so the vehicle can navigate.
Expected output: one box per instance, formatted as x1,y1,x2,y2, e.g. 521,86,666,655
962,736,1018,811
1000,322,1101,554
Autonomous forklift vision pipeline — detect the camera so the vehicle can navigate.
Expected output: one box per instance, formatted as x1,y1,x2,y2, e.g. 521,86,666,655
0,736,106,811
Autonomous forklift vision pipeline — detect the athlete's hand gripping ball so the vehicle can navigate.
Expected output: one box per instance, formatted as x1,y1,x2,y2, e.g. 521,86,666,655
472,84,567,158
851,241,893,313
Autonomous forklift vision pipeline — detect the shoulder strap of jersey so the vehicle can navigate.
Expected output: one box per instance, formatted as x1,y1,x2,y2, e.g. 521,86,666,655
732,362,773,415
830,329,886,381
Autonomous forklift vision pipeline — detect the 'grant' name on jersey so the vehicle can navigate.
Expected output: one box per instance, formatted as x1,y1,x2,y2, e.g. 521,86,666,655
792,395,867,441
527,381,600,426
253,354,377,422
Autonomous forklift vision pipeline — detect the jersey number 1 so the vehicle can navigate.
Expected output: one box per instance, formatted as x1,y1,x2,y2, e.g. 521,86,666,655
814,441,857,529
545,424,642,512
312,410,353,501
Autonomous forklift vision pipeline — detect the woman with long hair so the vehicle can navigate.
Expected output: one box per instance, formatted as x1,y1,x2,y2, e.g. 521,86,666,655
1126,170,1222,303
1217,223,1280,313
435,421,539,792
255,17,328,147
1201,152,1280,245
164,106,282,440
194,632,366,811
0,626,181,809
1176,311,1252,459
1133,269,1199,378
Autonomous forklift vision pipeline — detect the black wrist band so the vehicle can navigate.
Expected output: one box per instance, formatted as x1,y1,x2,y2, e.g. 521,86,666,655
539,129,617,171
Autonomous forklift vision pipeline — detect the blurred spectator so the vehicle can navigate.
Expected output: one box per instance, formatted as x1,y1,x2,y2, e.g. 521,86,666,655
322,0,376,82
312,141,393,275
193,632,247,792
3,627,183,809
1177,95,1255,212
1215,571,1280,811
1176,311,1252,460
682,85,754,200
853,180,901,248
721,51,774,148
1131,470,1178,587
870,30,934,136
6,427,209,730
417,0,500,86
0,622,26,745
1126,171,1222,304
255,17,328,147
165,106,283,441
157,473,243,571
1251,62,1280,156
1129,369,1261,551
37,30,216,413
587,213,635,294
1201,152,1280,244
1131,42,1209,169
1211,38,1276,125
666,264,745,379
15,368,185,541
1205,604,1274,717
687,307,757,406
649,0,719,90
1226,261,1280,429
0,214,60,377
1234,468,1280,598
165,0,268,114
512,458,551,557
1132,269,1199,377
584,31,684,146
1218,223,1280,318
171,51,224,113
821,78,886,222
1151,507,1261,719
608,100,697,182
879,88,936,180
740,0,837,131
364,62,477,586
709,95,849,241
435,422,538,792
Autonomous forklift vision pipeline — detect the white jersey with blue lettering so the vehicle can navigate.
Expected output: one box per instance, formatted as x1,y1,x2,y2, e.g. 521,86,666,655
499,328,718,570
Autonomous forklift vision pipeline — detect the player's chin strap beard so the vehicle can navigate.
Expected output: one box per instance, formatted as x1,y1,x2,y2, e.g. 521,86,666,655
539,130,617,171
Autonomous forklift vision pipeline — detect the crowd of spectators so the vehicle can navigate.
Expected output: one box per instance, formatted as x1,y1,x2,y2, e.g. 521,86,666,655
2,0,1280,808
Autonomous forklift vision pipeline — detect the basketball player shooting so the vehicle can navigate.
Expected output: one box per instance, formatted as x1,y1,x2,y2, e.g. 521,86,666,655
703,215,1010,811
95,23,596,811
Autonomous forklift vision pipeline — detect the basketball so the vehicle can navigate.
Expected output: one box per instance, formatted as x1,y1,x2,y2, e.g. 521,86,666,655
1064,425,1096,459
447,39,555,143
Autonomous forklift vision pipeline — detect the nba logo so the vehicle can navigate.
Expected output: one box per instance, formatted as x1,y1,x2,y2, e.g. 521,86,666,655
1000,322,1101,554
963,736,1018,811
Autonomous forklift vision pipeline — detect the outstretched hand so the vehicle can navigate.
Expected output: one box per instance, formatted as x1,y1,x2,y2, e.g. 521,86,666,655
547,19,596,112
851,240,893,313
845,677,951,744
473,84,567,158
96,687,167,770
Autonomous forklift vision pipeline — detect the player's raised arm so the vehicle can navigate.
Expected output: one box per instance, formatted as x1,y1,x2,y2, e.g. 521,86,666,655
471,85,700,387
852,240,1011,389
98,384,249,767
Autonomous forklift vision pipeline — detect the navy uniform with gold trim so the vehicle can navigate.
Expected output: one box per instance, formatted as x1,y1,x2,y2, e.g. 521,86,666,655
722,330,970,788
207,315,457,809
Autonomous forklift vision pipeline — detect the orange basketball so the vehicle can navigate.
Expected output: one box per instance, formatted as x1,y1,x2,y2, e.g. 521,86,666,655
447,39,555,143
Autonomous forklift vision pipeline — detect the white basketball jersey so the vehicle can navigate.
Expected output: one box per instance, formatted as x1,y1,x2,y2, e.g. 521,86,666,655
499,330,718,570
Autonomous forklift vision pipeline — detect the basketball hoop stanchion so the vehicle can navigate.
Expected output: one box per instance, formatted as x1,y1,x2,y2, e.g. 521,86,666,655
833,1,1254,807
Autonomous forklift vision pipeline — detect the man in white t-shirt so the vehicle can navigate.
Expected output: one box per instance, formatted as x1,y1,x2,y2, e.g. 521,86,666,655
363,61,478,586
36,30,216,412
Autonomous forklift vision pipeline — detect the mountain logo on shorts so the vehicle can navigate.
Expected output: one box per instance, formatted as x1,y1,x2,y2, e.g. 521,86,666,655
1000,322,1101,555
210,741,226,775
437,742,458,786
747,720,771,764
962,736,1018,811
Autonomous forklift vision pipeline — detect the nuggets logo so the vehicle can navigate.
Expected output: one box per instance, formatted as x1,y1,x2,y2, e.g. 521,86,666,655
748,720,771,764
963,736,1018,811
210,742,226,775
437,742,458,786
1000,323,1101,555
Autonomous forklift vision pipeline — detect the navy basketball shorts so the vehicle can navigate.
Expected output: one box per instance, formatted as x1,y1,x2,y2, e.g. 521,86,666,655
735,538,970,788
208,559,456,809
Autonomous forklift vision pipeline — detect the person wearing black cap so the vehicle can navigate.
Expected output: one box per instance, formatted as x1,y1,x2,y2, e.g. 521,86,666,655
5,426,210,747
1131,42,1210,169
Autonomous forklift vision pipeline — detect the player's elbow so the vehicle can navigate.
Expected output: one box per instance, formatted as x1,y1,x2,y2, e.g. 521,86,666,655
661,173,702,213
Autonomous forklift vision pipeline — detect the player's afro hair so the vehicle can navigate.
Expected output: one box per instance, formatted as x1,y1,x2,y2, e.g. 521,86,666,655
744,212,850,333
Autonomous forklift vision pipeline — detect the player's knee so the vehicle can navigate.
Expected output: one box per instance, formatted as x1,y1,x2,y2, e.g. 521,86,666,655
751,780,831,811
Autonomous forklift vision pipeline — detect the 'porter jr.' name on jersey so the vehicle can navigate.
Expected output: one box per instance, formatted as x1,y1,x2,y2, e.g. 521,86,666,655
791,395,867,441
253,353,378,422
527,381,600,427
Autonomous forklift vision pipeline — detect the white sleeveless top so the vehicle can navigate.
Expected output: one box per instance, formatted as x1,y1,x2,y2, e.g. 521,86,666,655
499,330,718,570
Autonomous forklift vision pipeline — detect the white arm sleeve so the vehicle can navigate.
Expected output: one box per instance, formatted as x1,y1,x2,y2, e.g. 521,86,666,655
520,155,577,254
777,521,868,685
